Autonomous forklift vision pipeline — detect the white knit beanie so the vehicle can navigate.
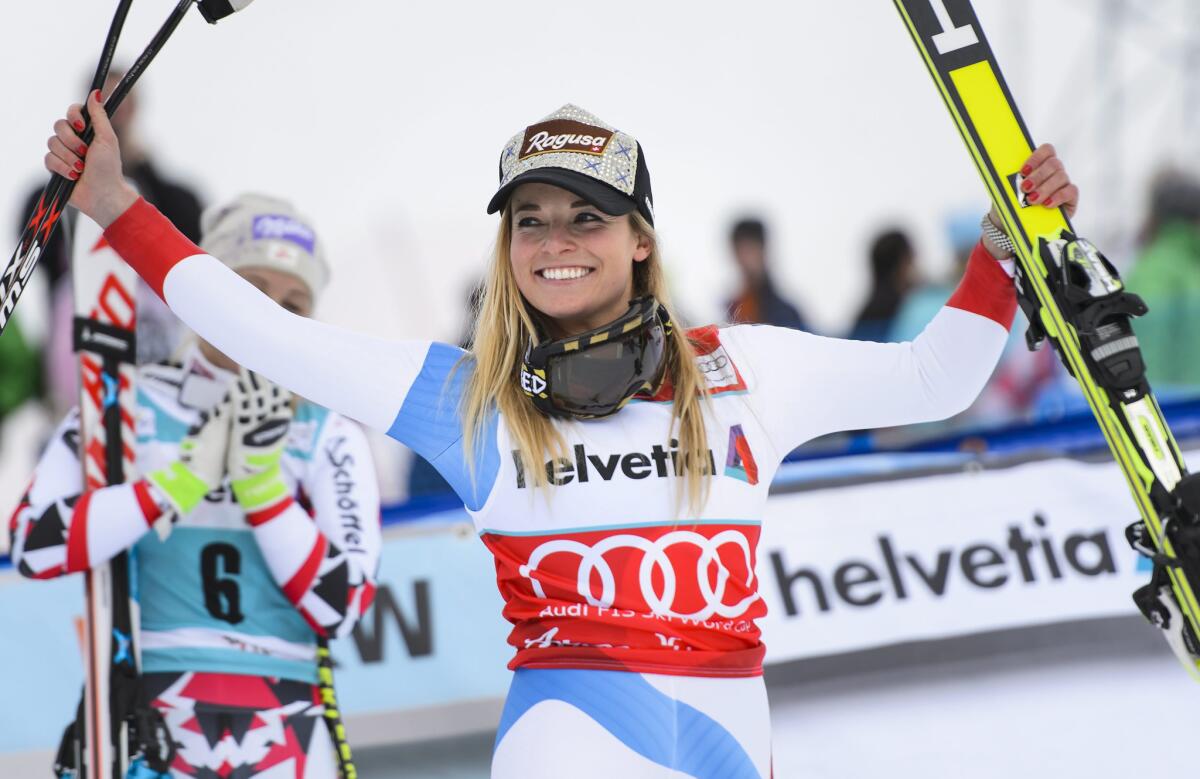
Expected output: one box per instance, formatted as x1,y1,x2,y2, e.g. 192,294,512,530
199,193,330,297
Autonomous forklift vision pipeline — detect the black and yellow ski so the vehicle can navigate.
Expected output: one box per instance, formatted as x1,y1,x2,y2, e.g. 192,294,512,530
894,0,1200,679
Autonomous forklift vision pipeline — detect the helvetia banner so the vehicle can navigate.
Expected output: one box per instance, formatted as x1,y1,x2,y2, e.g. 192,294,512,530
757,455,1148,660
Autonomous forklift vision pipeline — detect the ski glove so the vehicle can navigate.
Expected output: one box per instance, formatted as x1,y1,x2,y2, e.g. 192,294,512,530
146,398,232,515
227,368,295,512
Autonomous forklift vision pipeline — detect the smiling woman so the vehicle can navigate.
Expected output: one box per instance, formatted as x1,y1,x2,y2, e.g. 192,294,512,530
43,92,1081,778
464,112,714,529
508,185,651,334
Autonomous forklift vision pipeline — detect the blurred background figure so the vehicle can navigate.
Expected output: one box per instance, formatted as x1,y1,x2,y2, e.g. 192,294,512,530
725,217,808,330
890,212,980,343
0,308,41,428
1125,168,1200,390
848,228,916,342
14,67,204,414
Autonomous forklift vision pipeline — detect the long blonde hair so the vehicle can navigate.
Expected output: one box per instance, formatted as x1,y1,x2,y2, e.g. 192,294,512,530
460,208,712,515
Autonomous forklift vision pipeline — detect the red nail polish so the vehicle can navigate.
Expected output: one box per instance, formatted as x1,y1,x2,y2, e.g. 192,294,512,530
69,170,79,180
1021,180,1033,192
74,161,84,172
78,145,88,156
72,120,85,132
1043,199,1054,208
1021,165,1033,176
93,89,102,102
1028,192,1040,203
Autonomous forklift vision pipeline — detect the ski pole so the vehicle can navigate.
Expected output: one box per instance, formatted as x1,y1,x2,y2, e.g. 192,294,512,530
317,639,358,779
0,0,261,340
1,0,133,340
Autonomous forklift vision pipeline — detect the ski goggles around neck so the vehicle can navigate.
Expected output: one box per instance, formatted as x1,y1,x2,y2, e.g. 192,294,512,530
520,296,672,419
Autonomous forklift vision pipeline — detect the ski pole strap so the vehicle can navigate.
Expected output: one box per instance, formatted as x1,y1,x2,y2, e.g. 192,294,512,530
316,638,357,779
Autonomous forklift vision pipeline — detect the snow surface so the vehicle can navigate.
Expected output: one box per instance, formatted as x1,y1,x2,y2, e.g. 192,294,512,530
352,619,1196,778
769,643,1194,777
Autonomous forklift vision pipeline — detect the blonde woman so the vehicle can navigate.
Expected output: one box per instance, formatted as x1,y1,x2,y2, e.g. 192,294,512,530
46,93,1078,778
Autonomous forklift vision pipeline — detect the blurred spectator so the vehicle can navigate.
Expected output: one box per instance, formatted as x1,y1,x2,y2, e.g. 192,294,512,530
15,68,204,412
0,318,41,424
890,212,978,342
725,218,808,330
1125,169,1200,388
848,228,916,342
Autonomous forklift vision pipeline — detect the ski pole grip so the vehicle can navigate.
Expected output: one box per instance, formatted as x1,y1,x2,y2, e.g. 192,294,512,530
197,0,258,24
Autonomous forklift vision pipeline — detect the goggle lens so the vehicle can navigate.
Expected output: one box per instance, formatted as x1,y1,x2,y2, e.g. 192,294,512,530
546,323,665,415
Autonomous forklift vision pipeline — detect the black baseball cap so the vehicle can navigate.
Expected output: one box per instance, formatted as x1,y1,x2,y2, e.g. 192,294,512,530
486,104,655,226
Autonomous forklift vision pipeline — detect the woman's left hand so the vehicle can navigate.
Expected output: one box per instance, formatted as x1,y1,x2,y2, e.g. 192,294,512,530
1020,143,1079,218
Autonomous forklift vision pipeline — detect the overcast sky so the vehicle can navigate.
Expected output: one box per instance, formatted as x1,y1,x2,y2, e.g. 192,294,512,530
3,0,1196,341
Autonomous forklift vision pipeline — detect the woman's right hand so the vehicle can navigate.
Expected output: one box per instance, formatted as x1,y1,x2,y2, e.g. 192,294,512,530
44,90,138,227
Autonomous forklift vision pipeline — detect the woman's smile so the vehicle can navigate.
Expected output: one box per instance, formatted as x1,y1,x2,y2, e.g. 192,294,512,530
536,265,595,282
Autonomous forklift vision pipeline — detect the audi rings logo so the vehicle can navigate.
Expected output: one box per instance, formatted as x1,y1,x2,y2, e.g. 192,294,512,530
695,345,742,391
518,531,760,621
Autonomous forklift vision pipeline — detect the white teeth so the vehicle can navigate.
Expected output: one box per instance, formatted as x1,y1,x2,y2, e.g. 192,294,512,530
541,267,591,281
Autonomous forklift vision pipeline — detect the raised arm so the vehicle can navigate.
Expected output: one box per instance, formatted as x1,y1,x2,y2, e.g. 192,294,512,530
728,145,1081,456
44,93,438,438
104,199,426,433
727,241,1015,455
